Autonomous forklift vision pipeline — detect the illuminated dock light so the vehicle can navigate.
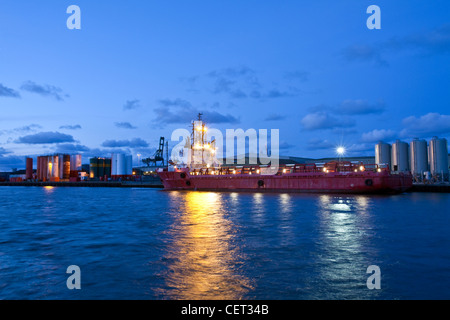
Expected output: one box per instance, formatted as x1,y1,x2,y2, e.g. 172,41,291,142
336,146,345,156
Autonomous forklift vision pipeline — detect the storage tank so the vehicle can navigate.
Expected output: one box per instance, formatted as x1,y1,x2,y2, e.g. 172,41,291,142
410,138,428,176
90,158,99,179
116,153,125,176
104,158,112,177
429,137,449,178
98,158,105,178
51,155,59,178
70,154,82,171
26,158,33,180
391,140,409,172
125,155,133,175
375,141,391,168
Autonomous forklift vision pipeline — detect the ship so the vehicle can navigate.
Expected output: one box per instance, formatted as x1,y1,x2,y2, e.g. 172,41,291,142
157,115,412,194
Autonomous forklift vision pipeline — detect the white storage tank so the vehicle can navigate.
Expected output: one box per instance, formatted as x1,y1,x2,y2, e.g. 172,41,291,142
375,141,391,168
111,153,117,176
70,154,82,171
116,153,126,176
410,138,428,176
429,137,449,177
391,140,409,172
52,155,60,178
125,155,133,175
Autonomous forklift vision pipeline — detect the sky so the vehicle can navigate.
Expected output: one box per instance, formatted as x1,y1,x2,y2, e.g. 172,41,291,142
0,0,449,170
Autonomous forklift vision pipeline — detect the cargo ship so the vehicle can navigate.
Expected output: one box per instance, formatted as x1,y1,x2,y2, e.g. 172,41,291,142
158,115,412,194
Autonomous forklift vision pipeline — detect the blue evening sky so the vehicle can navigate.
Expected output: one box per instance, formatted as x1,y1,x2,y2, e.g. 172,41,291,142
0,0,449,169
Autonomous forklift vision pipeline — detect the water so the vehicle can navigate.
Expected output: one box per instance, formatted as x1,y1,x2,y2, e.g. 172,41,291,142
0,186,449,300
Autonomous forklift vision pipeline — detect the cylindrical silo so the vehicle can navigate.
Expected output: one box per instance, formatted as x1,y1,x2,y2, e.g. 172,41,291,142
375,141,391,169
63,154,70,179
125,155,133,176
429,137,449,178
111,154,117,176
391,140,409,172
116,153,125,176
98,158,105,178
26,158,33,180
104,158,111,178
90,157,99,179
51,155,59,179
410,138,428,176
70,154,82,171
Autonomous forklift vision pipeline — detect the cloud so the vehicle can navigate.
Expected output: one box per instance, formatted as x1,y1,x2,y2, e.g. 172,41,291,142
0,124,42,136
0,83,21,98
400,113,450,138
279,141,295,150
0,154,25,171
361,129,397,143
300,112,355,131
102,138,149,148
16,131,75,144
20,81,68,101
283,70,309,82
115,122,137,129
158,98,192,108
306,139,335,151
59,124,82,130
339,99,385,115
123,99,141,110
309,99,385,116
54,143,90,154
342,44,388,66
343,24,450,66
385,24,450,56
153,98,240,125
264,113,286,121
204,66,298,100
0,147,11,156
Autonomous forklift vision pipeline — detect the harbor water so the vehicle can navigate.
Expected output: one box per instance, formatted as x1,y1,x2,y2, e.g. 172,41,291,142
0,186,449,299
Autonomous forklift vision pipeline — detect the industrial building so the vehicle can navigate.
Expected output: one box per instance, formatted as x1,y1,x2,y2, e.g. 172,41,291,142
111,153,133,180
36,154,82,182
375,137,449,182
89,157,112,180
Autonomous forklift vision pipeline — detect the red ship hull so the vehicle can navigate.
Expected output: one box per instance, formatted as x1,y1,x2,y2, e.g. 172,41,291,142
158,169,412,194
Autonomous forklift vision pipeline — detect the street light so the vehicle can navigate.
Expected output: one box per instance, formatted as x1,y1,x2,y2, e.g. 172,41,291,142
336,146,345,164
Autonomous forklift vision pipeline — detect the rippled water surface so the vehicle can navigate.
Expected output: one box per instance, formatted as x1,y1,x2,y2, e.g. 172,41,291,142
0,186,449,299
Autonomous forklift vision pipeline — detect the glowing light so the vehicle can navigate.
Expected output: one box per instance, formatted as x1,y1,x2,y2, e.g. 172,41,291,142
256,169,260,174
336,146,345,155
323,168,327,172
359,166,365,172
377,168,381,172
282,169,286,173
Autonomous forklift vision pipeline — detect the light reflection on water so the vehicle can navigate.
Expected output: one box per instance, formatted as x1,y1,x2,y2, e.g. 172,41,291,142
1,187,449,299
316,195,377,298
160,191,253,299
